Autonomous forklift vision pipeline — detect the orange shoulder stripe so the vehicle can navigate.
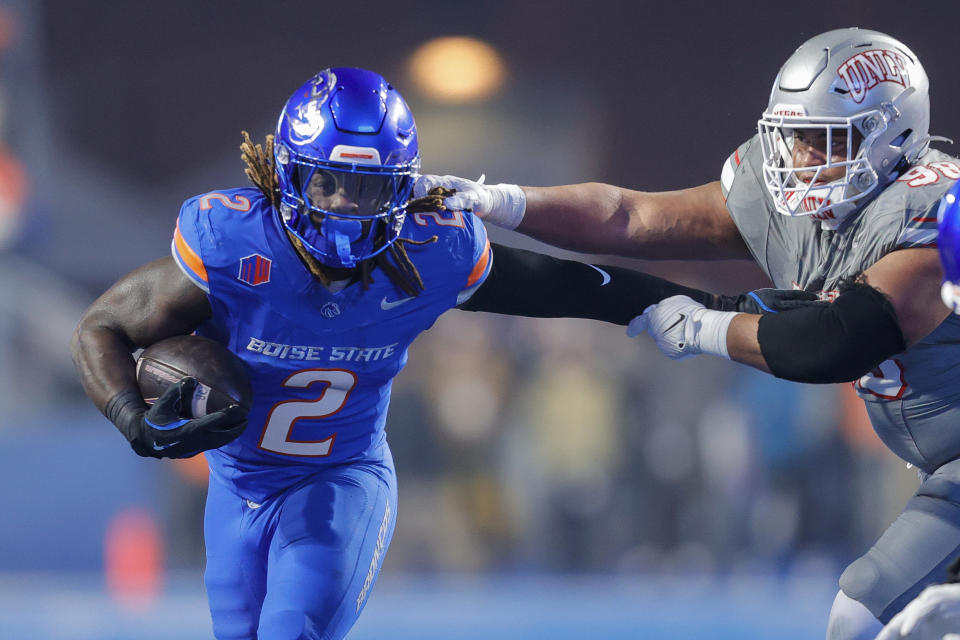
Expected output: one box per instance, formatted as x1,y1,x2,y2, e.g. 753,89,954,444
174,221,208,283
466,238,491,288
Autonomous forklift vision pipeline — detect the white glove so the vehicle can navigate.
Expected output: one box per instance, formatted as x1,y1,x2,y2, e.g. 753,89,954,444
875,584,960,640
627,295,738,360
413,174,526,229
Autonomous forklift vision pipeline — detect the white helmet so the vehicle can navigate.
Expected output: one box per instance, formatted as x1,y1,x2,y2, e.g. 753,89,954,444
758,28,932,228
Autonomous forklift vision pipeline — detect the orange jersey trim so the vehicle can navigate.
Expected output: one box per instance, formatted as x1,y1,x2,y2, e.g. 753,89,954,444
174,221,208,283
466,239,492,288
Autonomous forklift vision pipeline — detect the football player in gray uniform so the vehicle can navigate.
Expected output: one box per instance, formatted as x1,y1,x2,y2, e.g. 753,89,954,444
415,28,959,640
873,176,960,640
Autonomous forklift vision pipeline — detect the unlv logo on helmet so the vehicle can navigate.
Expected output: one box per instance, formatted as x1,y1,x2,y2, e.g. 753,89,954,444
836,49,910,104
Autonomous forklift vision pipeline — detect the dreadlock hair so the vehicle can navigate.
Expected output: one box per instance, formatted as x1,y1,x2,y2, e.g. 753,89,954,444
240,131,436,296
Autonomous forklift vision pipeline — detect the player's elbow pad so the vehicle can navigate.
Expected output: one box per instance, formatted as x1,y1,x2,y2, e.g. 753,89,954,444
756,283,907,384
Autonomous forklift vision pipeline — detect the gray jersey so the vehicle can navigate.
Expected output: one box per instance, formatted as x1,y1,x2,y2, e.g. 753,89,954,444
722,135,960,473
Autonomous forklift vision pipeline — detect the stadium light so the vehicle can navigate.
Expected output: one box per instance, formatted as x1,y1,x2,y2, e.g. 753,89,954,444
407,36,506,103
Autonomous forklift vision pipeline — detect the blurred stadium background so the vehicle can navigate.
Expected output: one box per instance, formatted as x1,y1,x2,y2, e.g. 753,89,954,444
3,1,959,637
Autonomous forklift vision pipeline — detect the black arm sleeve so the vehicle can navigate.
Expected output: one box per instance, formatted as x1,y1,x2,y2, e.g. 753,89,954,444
756,282,907,383
458,243,720,325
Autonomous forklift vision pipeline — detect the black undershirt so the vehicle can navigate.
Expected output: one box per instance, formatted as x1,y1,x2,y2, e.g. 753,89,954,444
459,244,719,324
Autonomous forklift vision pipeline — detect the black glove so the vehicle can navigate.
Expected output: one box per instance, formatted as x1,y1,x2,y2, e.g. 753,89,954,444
104,377,248,459
715,288,828,314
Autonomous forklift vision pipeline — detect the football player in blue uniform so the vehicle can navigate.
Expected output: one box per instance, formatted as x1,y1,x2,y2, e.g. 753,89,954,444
938,180,960,315
71,67,808,640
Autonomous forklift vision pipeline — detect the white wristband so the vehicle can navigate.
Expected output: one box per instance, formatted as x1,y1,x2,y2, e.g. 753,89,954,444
691,309,739,359
485,183,526,230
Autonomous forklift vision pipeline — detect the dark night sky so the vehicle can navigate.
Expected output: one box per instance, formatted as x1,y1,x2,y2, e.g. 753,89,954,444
25,0,960,290
39,1,960,190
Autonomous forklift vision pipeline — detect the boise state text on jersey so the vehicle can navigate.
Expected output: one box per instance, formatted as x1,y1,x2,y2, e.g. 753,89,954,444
172,187,491,502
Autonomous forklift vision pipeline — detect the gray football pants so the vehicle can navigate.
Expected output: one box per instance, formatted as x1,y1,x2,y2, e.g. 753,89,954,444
839,457,960,623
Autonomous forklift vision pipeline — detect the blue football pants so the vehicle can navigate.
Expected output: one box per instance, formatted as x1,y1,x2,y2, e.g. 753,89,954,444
203,454,398,640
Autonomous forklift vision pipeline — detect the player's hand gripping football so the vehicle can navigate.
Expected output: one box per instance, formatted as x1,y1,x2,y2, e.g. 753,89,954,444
108,377,248,459
410,174,526,229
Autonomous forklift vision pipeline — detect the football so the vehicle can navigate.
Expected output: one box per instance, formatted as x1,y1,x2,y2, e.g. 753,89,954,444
136,335,253,417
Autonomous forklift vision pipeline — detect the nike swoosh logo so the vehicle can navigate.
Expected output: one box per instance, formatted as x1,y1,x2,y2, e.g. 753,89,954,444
665,313,686,332
380,296,415,310
588,264,611,286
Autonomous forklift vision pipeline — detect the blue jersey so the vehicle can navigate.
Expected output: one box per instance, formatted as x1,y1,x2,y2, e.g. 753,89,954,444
171,187,491,501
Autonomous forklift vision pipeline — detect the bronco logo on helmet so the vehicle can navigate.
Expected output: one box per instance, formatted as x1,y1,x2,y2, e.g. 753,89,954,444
287,70,338,146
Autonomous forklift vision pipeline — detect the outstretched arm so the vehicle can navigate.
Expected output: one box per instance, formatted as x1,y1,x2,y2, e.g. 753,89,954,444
725,247,948,374
639,248,947,383
412,177,751,260
459,244,817,324
521,182,750,260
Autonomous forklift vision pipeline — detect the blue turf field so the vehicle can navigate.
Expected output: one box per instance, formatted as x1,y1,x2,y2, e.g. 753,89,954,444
0,571,835,639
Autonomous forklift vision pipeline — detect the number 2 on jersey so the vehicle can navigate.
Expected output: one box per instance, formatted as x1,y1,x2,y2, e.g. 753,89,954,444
198,192,252,211
258,369,357,456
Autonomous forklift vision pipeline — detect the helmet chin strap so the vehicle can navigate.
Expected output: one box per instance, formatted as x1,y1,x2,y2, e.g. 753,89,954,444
896,135,952,177
333,233,354,267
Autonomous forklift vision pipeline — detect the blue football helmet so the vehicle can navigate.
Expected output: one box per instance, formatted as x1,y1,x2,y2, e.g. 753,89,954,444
274,67,419,268
937,180,960,313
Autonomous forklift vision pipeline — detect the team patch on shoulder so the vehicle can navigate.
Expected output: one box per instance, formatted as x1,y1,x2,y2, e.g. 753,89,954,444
238,254,272,286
